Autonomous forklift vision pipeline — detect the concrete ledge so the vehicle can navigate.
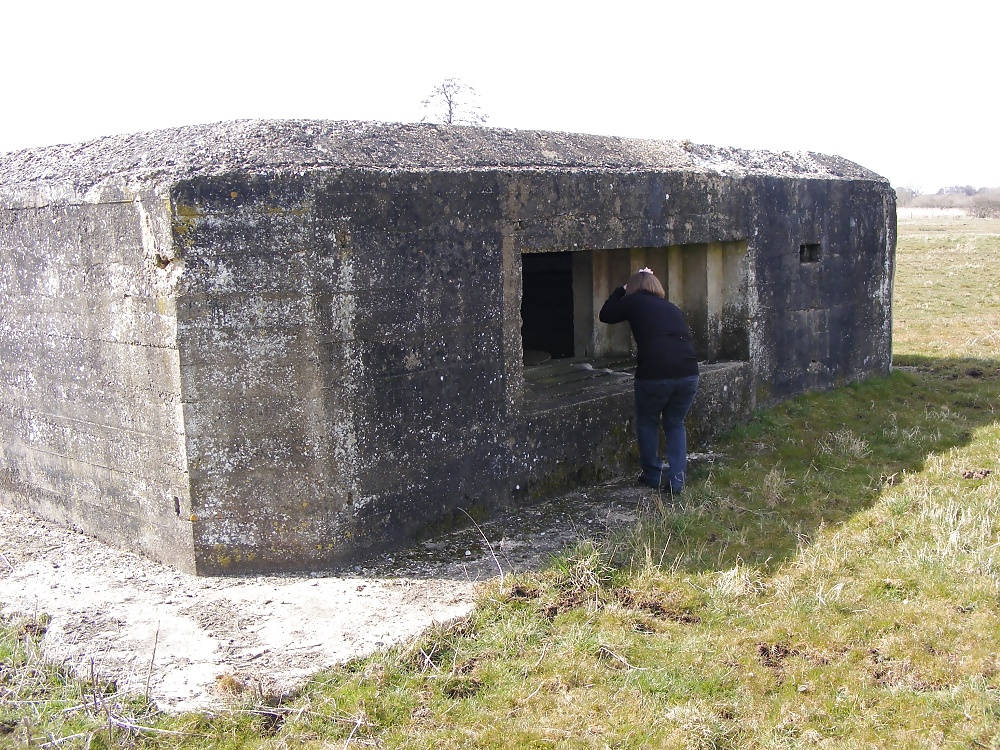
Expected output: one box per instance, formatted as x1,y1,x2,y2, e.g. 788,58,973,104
514,358,752,500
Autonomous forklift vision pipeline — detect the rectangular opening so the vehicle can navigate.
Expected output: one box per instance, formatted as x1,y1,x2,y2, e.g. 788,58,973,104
520,242,749,408
800,243,822,263
521,251,575,364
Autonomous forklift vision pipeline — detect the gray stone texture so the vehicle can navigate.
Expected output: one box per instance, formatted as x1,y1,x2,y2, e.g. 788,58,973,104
0,120,895,574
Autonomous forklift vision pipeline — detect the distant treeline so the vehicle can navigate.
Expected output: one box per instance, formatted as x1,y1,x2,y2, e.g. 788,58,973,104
895,185,1000,217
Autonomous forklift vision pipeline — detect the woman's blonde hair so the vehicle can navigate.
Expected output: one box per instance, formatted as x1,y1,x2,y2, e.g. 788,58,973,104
625,269,665,298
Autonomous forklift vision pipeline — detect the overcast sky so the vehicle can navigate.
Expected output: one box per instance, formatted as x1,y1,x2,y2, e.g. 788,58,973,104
3,0,996,192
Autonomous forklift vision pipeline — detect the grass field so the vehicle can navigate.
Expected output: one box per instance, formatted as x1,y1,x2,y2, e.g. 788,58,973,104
3,217,1000,748
893,216,1000,360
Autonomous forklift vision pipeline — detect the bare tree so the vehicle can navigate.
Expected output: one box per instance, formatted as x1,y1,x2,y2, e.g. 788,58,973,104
970,191,1000,218
895,186,921,206
420,77,489,126
938,185,977,196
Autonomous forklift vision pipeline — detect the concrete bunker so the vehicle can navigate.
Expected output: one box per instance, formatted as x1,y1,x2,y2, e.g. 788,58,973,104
0,120,896,574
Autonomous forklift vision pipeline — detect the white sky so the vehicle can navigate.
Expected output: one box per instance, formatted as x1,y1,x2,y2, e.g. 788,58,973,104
2,0,997,193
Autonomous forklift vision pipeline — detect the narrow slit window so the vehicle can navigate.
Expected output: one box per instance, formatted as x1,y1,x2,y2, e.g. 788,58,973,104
800,243,822,263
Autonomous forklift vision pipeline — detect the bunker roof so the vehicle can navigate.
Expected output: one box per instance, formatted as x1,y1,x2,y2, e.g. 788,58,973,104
0,119,886,206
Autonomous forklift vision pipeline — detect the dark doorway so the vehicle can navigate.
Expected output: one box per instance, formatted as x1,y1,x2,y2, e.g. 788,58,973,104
521,252,575,362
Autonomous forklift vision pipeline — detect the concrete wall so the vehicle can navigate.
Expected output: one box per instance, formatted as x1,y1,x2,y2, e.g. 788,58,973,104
0,196,195,571
744,177,896,403
166,170,512,571
167,167,891,573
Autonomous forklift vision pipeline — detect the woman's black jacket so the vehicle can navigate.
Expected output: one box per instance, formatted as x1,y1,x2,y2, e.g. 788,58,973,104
598,286,699,380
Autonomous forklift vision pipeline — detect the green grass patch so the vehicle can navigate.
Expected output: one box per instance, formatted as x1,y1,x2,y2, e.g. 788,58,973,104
0,612,170,748
3,217,1000,747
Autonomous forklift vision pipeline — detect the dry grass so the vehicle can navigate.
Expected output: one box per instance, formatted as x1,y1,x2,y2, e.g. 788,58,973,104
0,613,180,747
893,215,1000,359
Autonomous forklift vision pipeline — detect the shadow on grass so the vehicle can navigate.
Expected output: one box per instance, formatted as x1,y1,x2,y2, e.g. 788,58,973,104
625,355,1000,576
353,355,999,584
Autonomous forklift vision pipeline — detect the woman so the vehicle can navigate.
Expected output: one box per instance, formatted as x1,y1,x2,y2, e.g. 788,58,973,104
599,268,699,493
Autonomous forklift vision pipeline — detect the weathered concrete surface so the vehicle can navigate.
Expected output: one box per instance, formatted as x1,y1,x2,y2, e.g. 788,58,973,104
0,120,895,574
0,192,193,569
0,478,666,712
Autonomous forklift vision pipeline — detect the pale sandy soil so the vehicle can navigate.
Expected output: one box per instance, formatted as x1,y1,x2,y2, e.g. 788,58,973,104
0,481,646,713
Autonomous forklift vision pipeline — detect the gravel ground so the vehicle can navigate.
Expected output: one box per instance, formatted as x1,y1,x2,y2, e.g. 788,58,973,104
0,479,648,713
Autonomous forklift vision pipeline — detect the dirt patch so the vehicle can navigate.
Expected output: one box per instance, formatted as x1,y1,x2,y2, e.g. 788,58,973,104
961,468,992,479
0,479,650,712
613,587,702,624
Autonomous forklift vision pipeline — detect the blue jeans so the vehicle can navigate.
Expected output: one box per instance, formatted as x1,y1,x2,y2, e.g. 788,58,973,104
634,375,699,491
